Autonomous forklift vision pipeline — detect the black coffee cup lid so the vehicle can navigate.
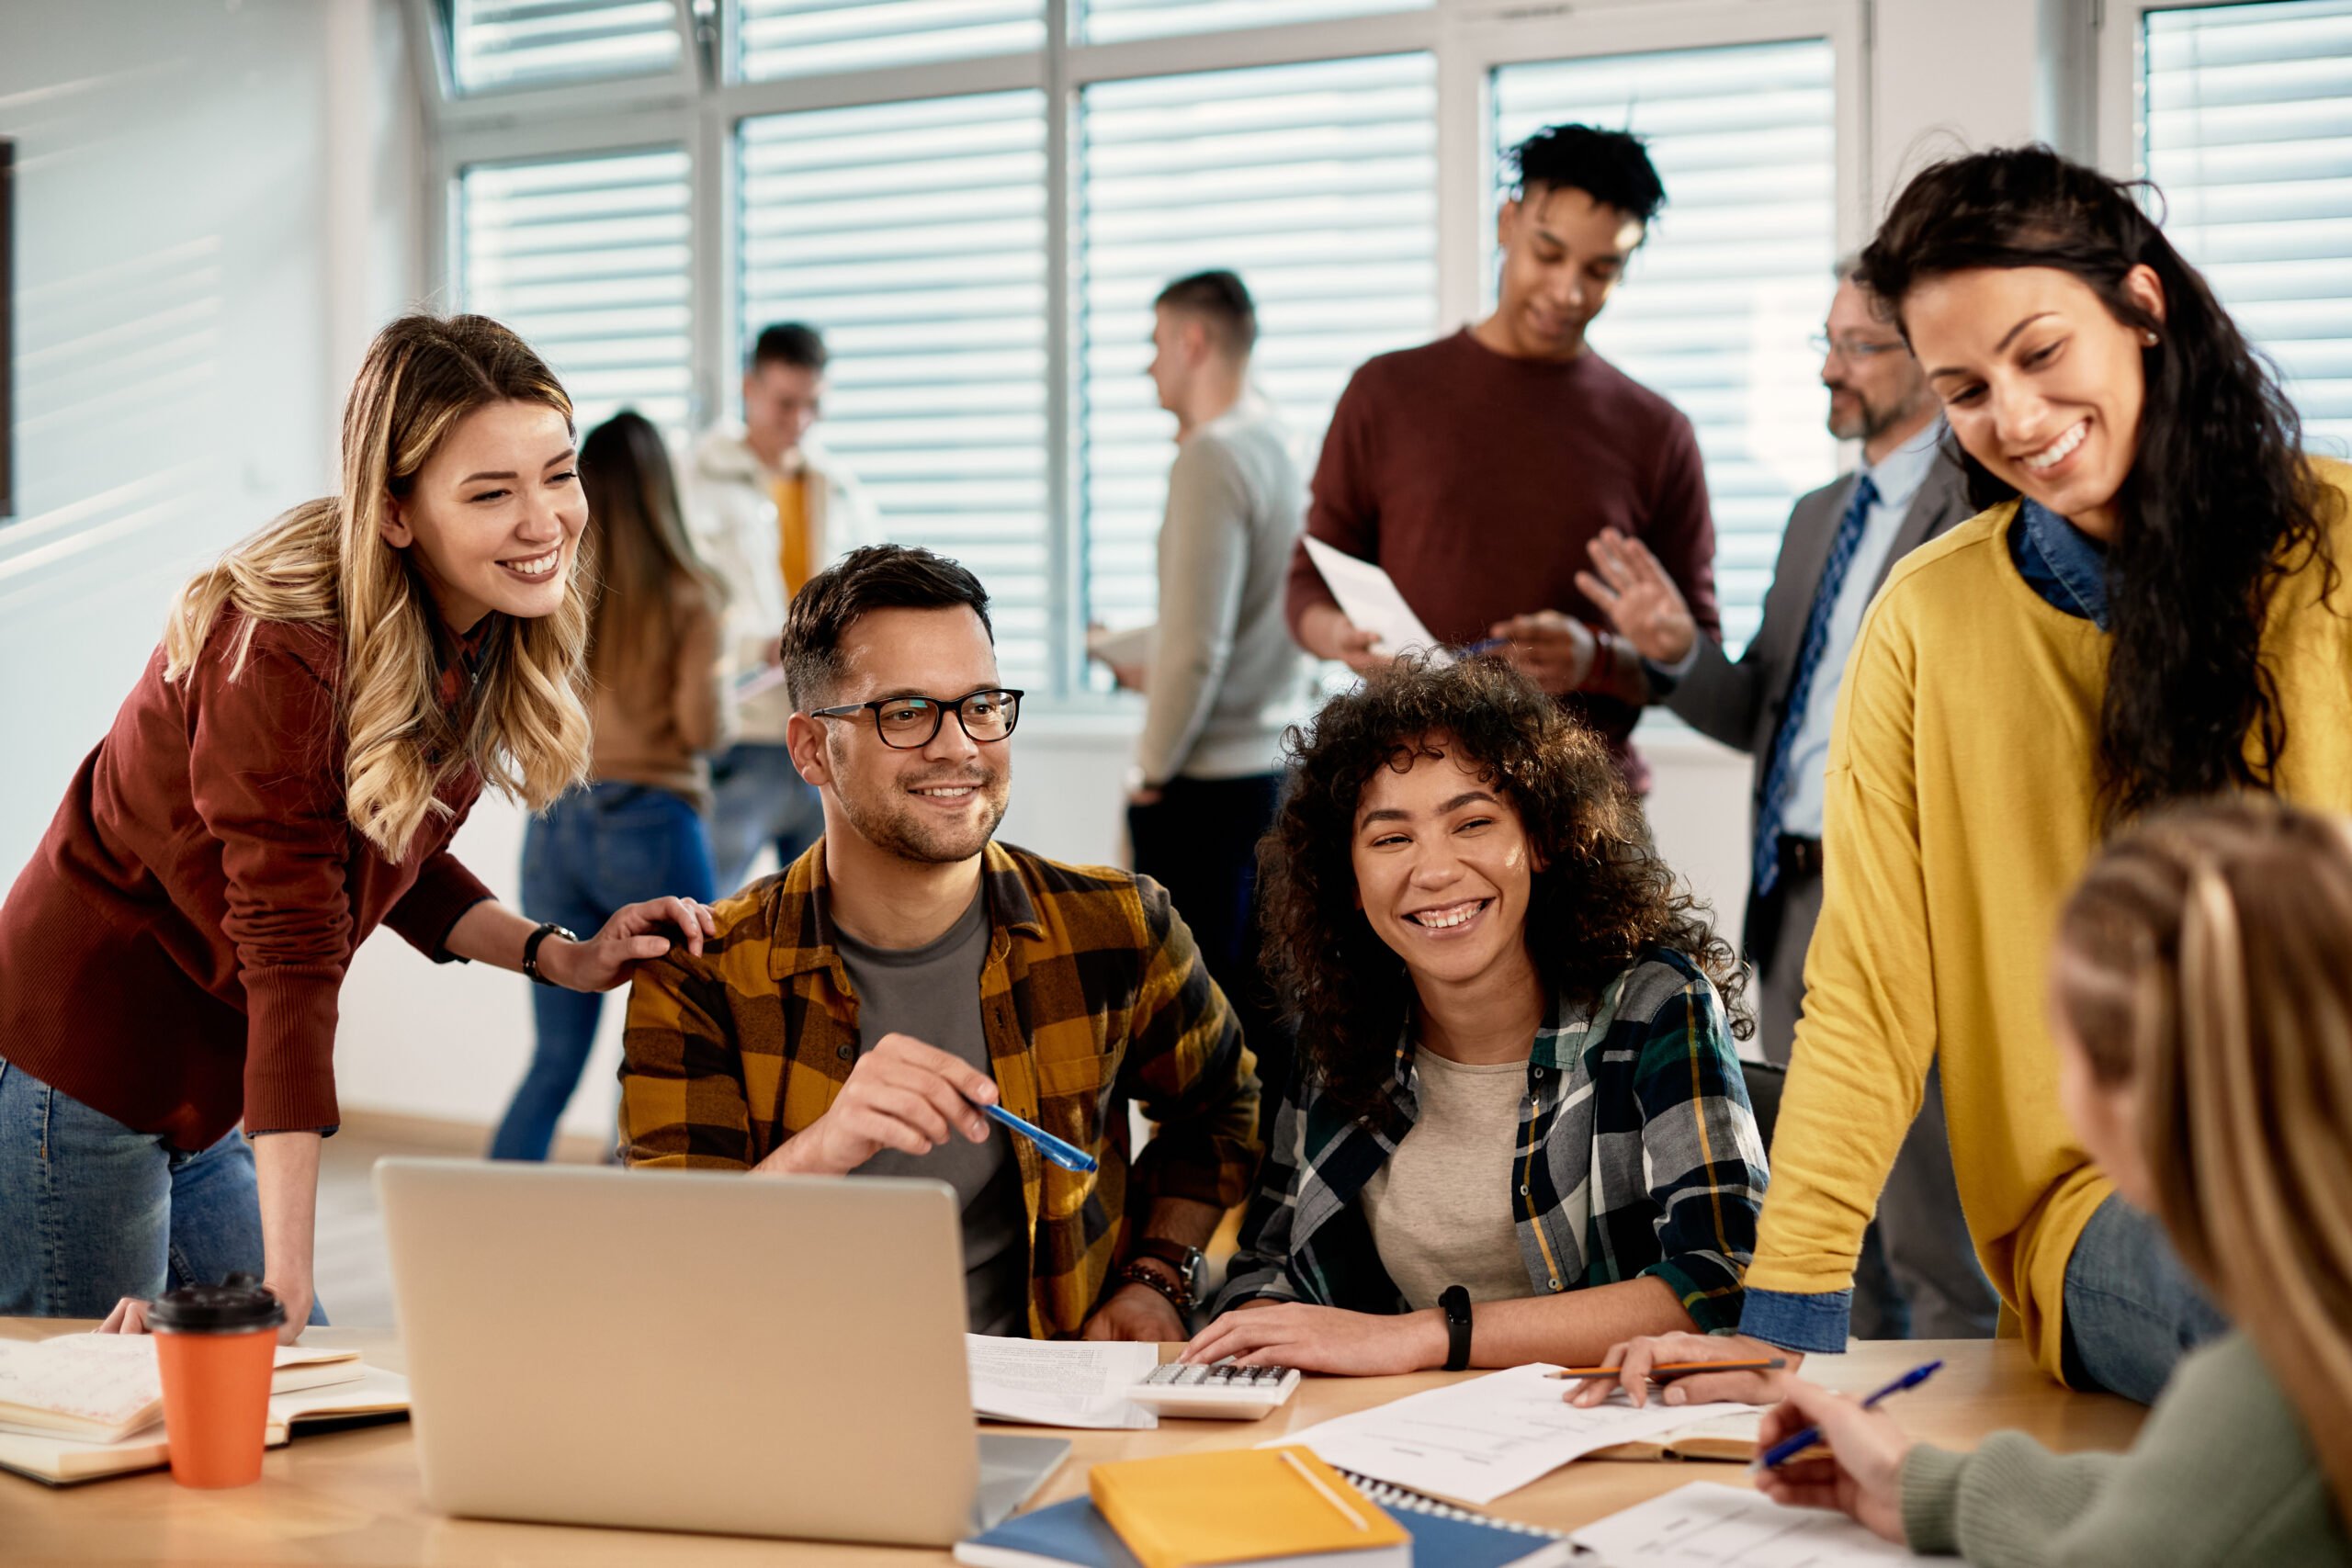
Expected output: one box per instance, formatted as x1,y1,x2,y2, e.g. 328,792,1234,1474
147,1272,288,1334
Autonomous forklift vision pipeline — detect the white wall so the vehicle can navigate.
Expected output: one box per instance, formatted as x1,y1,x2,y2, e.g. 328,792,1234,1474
0,0,424,874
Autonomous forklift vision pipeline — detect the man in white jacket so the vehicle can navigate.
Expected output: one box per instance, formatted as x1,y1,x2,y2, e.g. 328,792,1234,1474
683,322,878,895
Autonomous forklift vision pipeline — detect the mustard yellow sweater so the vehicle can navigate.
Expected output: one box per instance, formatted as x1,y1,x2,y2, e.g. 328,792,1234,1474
1746,464,2352,1377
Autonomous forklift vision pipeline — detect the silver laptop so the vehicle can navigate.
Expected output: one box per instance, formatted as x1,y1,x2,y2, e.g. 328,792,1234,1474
376,1158,1067,1547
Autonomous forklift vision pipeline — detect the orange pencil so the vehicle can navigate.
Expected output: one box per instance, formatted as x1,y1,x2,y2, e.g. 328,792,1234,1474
1544,1358,1786,1381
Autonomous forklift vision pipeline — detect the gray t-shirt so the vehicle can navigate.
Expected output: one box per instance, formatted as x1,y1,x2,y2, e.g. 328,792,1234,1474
835,889,1030,1336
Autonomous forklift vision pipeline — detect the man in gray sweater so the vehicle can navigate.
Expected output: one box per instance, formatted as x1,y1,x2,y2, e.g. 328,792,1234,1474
1108,271,1308,1091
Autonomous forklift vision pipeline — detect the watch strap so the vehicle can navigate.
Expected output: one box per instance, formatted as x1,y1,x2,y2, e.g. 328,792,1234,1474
521,922,578,987
1439,1284,1473,1371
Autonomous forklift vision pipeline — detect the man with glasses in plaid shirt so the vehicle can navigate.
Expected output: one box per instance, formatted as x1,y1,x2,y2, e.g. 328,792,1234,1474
620,545,1262,1342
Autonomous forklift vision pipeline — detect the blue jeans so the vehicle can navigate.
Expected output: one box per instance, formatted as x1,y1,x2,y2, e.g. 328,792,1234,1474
707,741,825,897
0,1060,327,1323
2061,1191,2229,1404
490,781,718,1162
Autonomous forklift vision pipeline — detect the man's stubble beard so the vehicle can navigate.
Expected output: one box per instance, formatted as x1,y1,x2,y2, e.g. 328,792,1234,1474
829,737,1012,866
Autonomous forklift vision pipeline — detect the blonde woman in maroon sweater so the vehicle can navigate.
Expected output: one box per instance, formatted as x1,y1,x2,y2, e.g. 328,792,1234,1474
0,315,714,1339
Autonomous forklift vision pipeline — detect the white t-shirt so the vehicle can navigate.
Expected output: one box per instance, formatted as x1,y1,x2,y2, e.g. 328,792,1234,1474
1360,1049,1536,1311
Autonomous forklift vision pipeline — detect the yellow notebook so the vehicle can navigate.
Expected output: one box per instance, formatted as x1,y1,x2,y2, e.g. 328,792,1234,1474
1089,1445,1411,1568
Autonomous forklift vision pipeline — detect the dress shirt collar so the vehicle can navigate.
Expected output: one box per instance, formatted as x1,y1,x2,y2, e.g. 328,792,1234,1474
1858,415,1947,519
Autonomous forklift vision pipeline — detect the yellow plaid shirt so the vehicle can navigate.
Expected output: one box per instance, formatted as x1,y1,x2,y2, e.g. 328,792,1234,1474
620,839,1262,1337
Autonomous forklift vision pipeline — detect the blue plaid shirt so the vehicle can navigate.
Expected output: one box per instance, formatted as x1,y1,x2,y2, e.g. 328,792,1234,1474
1214,950,1769,1329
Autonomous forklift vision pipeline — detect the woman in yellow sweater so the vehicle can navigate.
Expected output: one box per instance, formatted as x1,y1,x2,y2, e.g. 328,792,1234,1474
1586,146,2351,1404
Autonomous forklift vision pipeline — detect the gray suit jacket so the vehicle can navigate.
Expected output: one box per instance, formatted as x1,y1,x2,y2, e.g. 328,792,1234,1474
1668,442,1973,834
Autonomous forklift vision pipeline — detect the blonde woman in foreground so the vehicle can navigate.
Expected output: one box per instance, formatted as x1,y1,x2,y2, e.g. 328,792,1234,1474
1592,797,2352,1563
0,315,715,1337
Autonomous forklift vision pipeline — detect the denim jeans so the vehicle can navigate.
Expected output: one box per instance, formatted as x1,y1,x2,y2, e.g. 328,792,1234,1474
707,741,826,897
0,1060,328,1323
490,781,718,1162
1128,773,1291,1097
2061,1190,2229,1404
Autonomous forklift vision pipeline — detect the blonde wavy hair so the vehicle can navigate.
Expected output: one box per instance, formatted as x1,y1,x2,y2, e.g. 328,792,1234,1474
163,314,593,862
2054,796,2352,1509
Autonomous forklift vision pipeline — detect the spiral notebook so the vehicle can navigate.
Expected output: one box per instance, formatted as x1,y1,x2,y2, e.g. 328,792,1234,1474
955,1472,1587,1568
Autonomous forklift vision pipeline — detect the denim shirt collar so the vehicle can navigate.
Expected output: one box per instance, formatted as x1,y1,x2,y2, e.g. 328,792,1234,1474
2018,497,2112,630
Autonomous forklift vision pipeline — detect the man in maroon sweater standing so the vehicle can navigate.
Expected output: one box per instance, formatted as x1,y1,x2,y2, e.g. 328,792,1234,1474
1286,124,1717,793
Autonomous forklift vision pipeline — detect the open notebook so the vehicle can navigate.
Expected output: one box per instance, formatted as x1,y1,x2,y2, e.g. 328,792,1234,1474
1586,1409,1763,1463
0,1336,408,1486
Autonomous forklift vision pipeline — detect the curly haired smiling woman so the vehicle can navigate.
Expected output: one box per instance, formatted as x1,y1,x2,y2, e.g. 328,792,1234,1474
0,315,715,1337
1183,657,1767,1375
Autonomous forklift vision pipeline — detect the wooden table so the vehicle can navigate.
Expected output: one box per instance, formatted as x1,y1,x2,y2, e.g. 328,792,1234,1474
0,1320,2142,1565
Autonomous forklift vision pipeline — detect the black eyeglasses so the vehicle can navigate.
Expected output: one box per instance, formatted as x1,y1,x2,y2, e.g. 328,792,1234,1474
808,688,1024,750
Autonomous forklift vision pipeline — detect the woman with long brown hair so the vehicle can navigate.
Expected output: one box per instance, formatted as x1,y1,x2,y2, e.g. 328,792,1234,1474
490,410,732,1160
1586,144,2352,1408
1742,798,2352,1562
1182,657,1766,1374
0,316,714,1337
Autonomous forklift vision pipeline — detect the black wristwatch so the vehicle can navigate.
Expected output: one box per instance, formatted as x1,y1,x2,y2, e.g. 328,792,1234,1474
1439,1284,1473,1371
521,921,579,986
1125,1239,1206,1312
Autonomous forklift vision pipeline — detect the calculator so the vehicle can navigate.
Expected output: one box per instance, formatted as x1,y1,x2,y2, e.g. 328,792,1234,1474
1126,1361,1302,1420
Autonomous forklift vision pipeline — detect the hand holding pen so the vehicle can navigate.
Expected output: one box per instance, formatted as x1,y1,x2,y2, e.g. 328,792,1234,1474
1748,1361,1940,1549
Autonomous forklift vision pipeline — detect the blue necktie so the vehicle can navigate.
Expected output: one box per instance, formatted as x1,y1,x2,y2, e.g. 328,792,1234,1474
1752,472,1878,898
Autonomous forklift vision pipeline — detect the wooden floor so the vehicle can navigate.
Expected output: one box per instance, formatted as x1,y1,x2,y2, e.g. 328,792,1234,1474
315,1114,605,1329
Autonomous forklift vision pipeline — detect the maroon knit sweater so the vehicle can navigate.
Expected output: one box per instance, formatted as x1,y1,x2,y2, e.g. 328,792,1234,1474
0,610,494,1148
1285,330,1722,792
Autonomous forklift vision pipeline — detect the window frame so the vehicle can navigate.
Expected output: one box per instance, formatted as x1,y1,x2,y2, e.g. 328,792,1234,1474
407,0,1870,711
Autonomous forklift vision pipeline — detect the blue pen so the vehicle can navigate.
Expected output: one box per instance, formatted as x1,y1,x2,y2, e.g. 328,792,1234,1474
1753,1359,1942,1472
981,1101,1098,1174
1460,637,1506,657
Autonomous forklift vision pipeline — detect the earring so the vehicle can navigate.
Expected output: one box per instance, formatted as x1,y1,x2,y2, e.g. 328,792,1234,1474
2142,329,2159,346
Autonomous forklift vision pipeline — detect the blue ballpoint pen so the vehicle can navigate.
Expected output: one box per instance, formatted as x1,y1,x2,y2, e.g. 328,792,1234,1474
1753,1359,1943,1472
981,1101,1098,1173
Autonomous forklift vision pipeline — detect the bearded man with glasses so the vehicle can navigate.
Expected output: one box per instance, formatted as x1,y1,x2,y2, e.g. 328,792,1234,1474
1577,259,1994,1343
619,545,1262,1344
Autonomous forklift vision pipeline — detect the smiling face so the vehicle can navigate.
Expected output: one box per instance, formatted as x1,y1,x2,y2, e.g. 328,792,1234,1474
1905,264,2165,541
1350,739,1540,993
795,604,1012,867
1491,185,1646,361
381,399,585,632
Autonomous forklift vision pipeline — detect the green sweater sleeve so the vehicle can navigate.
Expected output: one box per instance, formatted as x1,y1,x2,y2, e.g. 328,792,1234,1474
1898,1334,2346,1565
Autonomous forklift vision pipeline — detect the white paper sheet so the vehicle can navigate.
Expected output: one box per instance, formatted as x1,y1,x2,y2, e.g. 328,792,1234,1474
1270,1363,1747,1506
1086,623,1158,667
965,1336,1159,1430
1573,1481,1931,1565
1302,536,1453,662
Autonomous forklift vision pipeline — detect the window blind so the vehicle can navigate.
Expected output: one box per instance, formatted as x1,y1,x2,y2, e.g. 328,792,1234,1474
1080,0,1430,46
2144,0,2352,456
1079,54,1438,632
1493,39,1840,658
738,93,1052,683
457,149,695,438
734,0,1044,81
448,0,682,94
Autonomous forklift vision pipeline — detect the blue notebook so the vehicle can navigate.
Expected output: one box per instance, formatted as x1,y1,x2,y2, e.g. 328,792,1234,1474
955,1481,1589,1568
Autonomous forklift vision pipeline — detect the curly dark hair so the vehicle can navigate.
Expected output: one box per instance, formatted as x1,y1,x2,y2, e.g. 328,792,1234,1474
1857,145,2340,827
1259,657,1748,1121
1507,124,1667,225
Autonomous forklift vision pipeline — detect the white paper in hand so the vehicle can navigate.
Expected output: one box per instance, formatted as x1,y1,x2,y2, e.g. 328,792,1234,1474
965,1336,1159,1430
1302,536,1453,663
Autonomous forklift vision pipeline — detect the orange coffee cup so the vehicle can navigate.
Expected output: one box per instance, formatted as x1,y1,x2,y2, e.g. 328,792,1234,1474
150,1272,286,1489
